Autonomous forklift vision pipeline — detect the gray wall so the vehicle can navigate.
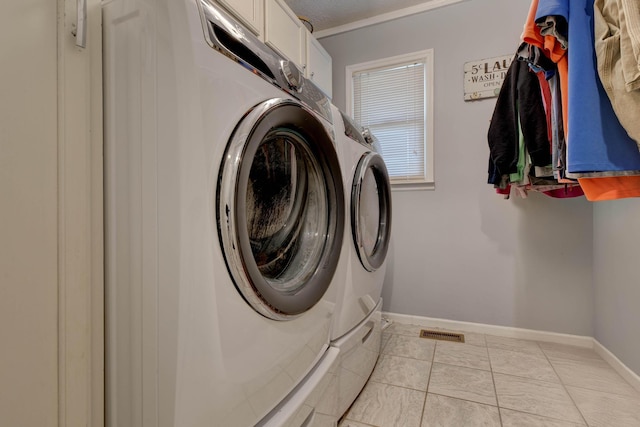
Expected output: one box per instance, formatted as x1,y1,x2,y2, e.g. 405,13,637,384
321,0,595,336
594,201,640,374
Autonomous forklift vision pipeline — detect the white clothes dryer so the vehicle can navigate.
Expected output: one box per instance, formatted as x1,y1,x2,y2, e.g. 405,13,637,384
331,107,393,342
104,1,347,426
327,106,392,418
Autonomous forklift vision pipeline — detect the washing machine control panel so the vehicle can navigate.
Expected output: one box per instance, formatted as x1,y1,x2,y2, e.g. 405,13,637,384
341,111,370,148
199,0,333,122
280,60,303,93
361,127,374,146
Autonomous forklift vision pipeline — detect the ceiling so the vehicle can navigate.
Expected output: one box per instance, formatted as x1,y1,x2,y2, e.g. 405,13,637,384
284,0,443,33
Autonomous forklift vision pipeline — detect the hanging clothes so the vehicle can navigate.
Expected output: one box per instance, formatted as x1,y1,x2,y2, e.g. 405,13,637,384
522,0,569,141
521,1,573,184
538,0,640,201
577,175,640,201
487,48,581,199
487,53,551,186
517,43,571,183
487,0,640,201
550,0,640,172
594,0,640,147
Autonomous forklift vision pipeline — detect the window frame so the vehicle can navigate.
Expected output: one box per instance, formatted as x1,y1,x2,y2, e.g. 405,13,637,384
346,49,435,190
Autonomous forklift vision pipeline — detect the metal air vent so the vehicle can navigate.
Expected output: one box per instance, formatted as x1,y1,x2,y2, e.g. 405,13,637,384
419,329,465,343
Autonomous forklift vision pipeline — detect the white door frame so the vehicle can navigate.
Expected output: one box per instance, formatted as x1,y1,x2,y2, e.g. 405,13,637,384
57,0,104,425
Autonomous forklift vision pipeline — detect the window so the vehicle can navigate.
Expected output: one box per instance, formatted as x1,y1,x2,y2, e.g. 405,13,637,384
346,49,434,189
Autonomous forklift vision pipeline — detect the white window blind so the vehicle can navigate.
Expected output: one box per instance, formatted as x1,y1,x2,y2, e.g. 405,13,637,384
348,50,434,187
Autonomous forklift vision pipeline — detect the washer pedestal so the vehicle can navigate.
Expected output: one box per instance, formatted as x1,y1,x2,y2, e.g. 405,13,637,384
331,299,382,419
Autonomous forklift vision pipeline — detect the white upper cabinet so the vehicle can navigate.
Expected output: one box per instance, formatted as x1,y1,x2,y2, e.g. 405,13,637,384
265,0,305,69
218,0,264,37
229,0,333,97
305,31,332,97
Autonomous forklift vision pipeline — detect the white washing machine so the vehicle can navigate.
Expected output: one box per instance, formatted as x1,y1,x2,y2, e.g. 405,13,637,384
328,106,393,417
104,1,347,426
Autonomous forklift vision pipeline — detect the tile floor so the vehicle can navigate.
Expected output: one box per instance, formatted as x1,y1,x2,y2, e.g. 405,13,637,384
339,322,640,427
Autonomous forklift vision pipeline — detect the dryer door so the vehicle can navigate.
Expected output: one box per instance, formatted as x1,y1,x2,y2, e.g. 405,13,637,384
351,152,392,272
218,98,344,320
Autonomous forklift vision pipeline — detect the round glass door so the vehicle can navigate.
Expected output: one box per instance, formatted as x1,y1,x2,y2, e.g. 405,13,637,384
218,98,344,320
352,152,392,272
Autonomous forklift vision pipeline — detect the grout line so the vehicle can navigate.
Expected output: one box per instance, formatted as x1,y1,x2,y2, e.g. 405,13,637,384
563,382,640,399
556,380,640,400
339,417,378,427
427,391,499,408
485,342,503,426
487,347,572,386
381,344,438,363
430,360,492,372
545,353,640,399
499,407,587,426
494,342,587,426
419,340,437,426
487,371,563,386
381,322,639,426
366,378,428,394
539,344,590,427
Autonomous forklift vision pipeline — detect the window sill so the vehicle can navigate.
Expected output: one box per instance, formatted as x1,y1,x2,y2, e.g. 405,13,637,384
390,181,435,191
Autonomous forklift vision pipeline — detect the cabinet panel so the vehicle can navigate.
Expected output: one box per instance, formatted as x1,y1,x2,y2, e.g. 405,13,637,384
217,0,263,37
265,0,304,68
306,32,332,98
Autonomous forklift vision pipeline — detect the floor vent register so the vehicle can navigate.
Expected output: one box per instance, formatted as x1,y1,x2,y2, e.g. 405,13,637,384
419,329,465,343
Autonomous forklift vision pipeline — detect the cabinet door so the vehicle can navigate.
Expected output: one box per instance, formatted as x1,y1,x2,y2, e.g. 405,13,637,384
218,0,263,37
265,0,304,69
306,32,332,98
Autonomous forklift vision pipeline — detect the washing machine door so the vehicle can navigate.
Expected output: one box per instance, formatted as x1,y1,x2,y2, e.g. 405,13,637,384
352,152,392,272
218,98,344,320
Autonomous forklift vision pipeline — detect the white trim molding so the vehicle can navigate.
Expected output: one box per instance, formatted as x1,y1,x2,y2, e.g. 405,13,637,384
382,312,640,393
315,0,471,38
382,312,593,347
593,340,640,394
57,0,104,425
346,49,435,187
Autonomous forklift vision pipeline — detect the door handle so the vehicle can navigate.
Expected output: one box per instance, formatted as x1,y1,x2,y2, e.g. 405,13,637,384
362,321,376,344
74,0,87,48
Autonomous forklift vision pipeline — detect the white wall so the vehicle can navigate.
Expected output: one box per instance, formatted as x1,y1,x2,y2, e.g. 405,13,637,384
594,201,640,374
0,2,59,425
321,0,595,336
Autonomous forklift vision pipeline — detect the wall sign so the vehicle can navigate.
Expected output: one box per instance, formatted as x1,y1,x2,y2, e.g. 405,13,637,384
463,54,514,101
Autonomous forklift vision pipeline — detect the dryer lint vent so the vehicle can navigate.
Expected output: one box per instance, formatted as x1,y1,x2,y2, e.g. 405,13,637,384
419,329,465,343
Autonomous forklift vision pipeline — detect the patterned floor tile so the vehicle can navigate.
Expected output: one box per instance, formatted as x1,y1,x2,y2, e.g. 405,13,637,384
383,334,436,361
370,354,431,391
421,393,500,427
428,363,496,405
433,341,491,371
549,357,639,397
567,386,640,427
489,347,559,382
538,341,602,363
500,408,585,426
493,373,583,424
343,381,425,427
485,335,544,356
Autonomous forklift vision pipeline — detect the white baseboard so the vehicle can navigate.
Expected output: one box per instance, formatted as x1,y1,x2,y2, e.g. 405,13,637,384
593,339,640,393
382,312,640,393
382,312,593,348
